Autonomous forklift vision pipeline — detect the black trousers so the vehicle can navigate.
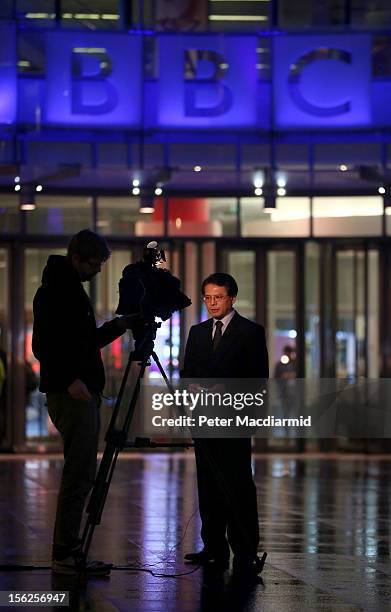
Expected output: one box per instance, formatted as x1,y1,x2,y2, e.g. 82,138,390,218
194,438,259,558
46,392,100,559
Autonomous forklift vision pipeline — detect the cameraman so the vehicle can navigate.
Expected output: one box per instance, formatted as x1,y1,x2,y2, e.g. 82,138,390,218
32,230,128,576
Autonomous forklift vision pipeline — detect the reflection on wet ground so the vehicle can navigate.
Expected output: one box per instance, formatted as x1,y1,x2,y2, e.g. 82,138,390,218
0,453,390,611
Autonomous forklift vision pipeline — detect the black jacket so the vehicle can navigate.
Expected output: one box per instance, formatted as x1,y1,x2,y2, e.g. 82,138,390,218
32,255,123,393
183,311,269,379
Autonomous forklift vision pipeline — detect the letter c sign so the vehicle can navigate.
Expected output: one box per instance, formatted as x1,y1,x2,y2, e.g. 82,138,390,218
273,34,371,128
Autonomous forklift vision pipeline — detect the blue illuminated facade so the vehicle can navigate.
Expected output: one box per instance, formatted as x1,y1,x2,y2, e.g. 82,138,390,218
2,1,391,452
0,28,388,130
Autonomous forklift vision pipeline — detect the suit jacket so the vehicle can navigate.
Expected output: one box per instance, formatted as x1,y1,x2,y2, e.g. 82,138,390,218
183,311,269,380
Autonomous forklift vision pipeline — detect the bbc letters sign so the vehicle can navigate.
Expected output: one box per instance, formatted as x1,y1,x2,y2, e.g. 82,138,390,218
0,28,372,128
45,32,142,127
157,35,258,128
273,34,371,128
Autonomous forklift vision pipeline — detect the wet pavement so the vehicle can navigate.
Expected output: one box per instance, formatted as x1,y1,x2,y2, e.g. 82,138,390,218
0,452,390,611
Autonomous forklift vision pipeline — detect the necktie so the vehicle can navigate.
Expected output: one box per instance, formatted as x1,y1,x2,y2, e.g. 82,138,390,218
212,320,223,352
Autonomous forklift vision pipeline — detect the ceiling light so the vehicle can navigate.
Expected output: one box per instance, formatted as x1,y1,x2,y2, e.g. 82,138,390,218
14,184,21,192
339,164,348,172
132,178,140,187
277,187,286,196
19,186,36,211
35,184,43,192
194,165,202,172
263,195,276,213
132,187,140,196
139,195,155,214
154,186,163,196
20,203,36,211
254,187,263,196
14,176,20,183
253,170,263,189
378,186,385,195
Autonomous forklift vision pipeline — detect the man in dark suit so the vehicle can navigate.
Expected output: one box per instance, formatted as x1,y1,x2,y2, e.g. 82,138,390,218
182,273,269,576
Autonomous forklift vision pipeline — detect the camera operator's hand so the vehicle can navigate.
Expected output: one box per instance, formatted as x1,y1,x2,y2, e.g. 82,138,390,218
67,379,92,402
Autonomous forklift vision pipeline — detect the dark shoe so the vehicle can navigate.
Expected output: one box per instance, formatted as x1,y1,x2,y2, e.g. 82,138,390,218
52,550,112,576
185,549,229,568
233,552,267,577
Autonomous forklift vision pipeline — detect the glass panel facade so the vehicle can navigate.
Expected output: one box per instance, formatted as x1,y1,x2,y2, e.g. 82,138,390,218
94,249,133,435
313,197,383,237
335,248,379,380
225,251,256,321
384,207,391,235
0,194,20,234
208,0,270,31
168,198,237,237
368,250,379,378
154,0,208,31
61,0,120,30
26,196,92,235
336,251,353,378
0,249,8,445
267,251,296,378
305,242,320,378
351,0,391,27
241,197,310,237
279,0,344,27
16,0,56,27
98,197,163,237
24,248,65,440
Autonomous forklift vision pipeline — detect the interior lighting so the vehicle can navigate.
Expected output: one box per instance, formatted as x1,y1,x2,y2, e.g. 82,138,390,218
277,176,287,188
209,15,268,21
19,186,36,211
263,196,276,213
139,196,155,214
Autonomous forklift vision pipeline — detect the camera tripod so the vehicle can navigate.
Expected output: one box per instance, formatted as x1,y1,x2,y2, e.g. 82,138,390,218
79,319,191,562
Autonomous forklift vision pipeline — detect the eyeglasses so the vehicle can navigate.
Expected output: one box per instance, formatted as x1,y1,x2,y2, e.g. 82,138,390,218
203,294,229,303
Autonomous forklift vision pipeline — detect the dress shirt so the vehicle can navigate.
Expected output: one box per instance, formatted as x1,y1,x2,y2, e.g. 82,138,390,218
212,308,236,338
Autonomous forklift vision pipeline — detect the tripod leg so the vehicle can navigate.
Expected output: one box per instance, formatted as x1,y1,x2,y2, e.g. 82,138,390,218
151,351,175,393
80,352,151,562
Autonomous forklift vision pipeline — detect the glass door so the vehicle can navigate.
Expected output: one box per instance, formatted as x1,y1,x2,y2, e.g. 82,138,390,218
0,248,9,448
25,248,66,443
335,247,379,380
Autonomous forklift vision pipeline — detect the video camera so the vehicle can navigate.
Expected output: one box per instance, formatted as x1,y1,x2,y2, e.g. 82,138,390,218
115,241,191,322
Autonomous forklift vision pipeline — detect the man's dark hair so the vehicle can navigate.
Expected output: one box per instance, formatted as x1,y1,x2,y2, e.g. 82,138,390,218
67,229,111,262
201,273,238,296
